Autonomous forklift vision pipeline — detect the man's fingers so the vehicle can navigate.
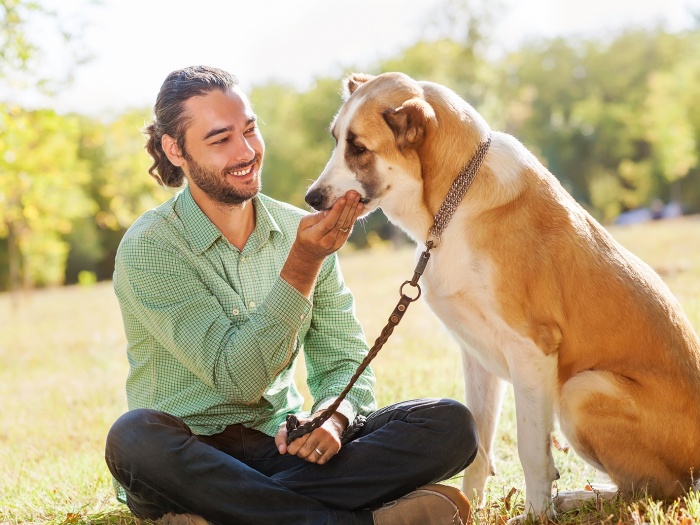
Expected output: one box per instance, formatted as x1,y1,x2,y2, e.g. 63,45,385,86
345,202,364,232
274,425,288,454
336,193,360,231
298,439,337,464
319,196,348,234
323,191,362,234
286,433,310,456
294,191,363,262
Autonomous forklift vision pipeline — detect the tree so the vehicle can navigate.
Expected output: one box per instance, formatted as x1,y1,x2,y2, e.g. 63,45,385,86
66,110,175,283
250,78,339,208
643,38,700,197
0,0,96,292
0,107,94,289
493,27,700,221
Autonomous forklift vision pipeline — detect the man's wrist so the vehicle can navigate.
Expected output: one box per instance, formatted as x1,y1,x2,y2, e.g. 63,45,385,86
329,412,349,434
280,242,325,297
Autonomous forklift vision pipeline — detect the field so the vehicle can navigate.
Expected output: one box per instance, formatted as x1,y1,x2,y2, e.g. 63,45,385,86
2,216,700,524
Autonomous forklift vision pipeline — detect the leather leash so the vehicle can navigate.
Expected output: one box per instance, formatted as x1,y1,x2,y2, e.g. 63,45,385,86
286,134,492,445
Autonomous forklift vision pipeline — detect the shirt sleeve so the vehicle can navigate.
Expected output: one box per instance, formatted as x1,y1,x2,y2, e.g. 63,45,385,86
114,230,311,405
303,253,377,424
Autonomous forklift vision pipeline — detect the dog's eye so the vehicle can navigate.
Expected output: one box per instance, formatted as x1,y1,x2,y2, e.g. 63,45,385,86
347,139,367,155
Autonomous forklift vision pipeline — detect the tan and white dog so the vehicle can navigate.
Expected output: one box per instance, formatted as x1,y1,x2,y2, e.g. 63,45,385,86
305,72,700,520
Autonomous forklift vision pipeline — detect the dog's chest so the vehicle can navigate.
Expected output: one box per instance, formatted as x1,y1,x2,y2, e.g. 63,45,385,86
419,246,513,380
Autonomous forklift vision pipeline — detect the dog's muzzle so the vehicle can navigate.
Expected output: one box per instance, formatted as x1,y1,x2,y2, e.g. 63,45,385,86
305,188,327,211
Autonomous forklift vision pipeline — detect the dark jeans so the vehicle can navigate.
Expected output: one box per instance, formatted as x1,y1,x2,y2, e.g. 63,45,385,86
105,398,478,525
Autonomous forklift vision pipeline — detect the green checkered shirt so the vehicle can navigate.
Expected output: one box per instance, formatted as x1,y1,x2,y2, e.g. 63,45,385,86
113,186,376,438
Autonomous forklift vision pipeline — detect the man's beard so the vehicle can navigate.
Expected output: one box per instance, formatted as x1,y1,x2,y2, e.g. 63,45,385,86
184,152,262,206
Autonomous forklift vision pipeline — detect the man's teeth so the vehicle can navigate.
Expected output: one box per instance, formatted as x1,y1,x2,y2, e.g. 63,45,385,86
229,166,252,177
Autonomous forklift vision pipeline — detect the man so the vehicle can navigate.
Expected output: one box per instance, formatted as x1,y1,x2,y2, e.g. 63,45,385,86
105,65,478,525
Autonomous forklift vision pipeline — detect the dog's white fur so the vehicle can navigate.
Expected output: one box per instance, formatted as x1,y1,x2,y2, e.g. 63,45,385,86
305,72,700,520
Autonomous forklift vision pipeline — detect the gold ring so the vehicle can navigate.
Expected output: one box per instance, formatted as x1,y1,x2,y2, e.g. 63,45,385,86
314,448,323,456
340,228,349,233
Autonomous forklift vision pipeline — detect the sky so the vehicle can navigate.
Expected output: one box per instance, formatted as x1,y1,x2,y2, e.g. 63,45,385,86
13,0,700,116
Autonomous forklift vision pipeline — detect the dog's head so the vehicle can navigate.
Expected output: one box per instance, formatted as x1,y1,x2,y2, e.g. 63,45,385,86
305,72,437,215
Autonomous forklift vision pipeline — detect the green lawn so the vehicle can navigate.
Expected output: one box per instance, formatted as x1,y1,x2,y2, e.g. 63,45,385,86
2,216,700,524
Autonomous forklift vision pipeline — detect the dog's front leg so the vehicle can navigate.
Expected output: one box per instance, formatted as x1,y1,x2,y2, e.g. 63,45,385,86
460,350,507,503
510,351,559,521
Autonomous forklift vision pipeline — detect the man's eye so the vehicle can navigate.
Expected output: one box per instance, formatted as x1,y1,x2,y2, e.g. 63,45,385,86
245,126,257,134
212,137,229,145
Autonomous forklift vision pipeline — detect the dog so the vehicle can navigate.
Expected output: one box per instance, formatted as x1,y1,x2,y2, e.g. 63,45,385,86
304,72,700,520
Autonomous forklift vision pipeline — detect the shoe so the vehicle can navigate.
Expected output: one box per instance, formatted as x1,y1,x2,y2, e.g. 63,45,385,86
372,484,472,525
156,513,210,525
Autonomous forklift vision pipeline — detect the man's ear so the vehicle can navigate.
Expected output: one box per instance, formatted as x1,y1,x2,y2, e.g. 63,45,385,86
161,134,185,167
382,98,436,151
342,73,375,100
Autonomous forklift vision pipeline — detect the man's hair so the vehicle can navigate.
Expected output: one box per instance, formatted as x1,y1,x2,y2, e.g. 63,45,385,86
144,66,239,187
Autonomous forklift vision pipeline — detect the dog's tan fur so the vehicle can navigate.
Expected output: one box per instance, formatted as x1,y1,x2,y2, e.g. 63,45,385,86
305,72,700,519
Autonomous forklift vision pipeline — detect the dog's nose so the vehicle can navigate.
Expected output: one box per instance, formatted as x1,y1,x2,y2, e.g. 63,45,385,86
305,189,324,211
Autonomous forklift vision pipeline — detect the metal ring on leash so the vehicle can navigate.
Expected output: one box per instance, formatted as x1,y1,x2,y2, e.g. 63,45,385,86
399,280,422,302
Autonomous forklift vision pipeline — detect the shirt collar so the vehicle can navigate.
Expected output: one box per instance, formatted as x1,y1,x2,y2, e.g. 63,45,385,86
178,185,282,255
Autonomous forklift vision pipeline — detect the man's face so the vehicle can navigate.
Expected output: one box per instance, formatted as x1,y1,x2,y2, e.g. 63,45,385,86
180,88,264,205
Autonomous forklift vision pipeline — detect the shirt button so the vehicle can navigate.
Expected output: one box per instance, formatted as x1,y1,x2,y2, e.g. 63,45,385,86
300,314,306,321
232,308,239,315
249,301,256,308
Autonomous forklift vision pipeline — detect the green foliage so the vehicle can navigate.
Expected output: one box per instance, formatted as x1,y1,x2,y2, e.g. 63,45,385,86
65,110,174,283
0,105,94,288
496,28,700,220
0,0,97,290
644,58,699,184
0,0,43,79
3,1,700,288
250,78,340,208
0,0,93,98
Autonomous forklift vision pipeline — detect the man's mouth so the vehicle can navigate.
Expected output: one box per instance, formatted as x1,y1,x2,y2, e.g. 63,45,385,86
227,165,254,177
225,160,256,178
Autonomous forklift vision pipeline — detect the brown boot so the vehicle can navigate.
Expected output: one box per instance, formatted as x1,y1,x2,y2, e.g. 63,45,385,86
372,484,472,525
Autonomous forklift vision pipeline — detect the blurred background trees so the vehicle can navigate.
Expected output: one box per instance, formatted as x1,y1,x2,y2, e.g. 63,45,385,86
2,0,700,291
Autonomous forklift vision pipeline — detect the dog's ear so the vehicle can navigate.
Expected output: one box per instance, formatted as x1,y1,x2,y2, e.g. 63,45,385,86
382,98,435,150
342,73,375,100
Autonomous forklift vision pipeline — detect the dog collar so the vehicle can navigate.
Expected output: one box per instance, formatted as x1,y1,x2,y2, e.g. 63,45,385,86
426,133,492,248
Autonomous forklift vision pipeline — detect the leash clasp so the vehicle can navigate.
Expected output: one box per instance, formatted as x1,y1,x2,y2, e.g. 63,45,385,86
426,230,441,249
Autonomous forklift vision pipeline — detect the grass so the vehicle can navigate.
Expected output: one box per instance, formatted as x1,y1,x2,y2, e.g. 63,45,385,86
1,215,700,524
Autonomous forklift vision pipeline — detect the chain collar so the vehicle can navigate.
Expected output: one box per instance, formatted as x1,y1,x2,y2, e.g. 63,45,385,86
426,133,492,248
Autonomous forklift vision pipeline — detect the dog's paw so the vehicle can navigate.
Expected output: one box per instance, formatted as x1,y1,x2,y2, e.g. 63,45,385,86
506,512,553,525
554,484,618,512
506,514,526,525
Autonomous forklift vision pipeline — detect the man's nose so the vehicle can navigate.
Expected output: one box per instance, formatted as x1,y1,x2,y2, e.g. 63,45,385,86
231,135,256,161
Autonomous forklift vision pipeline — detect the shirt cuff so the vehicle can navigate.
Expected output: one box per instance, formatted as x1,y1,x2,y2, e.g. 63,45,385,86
265,276,312,330
315,397,357,427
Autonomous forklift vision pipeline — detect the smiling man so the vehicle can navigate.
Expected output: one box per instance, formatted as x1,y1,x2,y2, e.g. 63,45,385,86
104,65,477,525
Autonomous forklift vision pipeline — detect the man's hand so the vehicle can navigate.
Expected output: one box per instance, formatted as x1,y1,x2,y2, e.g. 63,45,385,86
295,190,363,260
275,412,348,465
281,190,364,297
